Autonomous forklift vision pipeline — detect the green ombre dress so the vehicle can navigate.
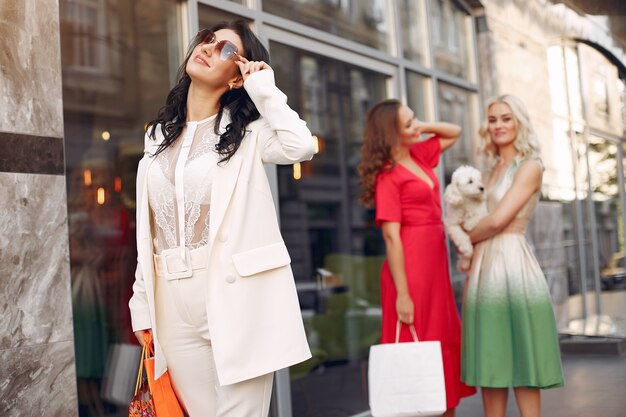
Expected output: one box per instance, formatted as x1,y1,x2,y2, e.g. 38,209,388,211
461,158,564,388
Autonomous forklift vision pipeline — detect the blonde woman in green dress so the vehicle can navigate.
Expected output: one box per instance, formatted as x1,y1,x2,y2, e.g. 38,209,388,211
461,95,564,417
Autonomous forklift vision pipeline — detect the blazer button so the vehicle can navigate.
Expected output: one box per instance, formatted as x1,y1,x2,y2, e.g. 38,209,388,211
225,275,236,284
218,232,228,242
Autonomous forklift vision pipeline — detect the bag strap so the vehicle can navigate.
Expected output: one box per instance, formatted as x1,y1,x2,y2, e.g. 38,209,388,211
143,331,155,356
395,320,419,343
134,342,149,396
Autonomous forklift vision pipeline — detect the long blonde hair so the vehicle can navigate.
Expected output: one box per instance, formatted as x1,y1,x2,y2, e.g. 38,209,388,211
478,95,541,166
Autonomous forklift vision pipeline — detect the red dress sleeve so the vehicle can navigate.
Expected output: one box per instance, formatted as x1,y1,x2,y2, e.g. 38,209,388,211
409,136,441,168
375,170,402,227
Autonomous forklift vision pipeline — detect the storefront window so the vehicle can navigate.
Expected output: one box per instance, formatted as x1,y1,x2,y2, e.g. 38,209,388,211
548,45,585,122
263,0,390,52
61,0,181,414
617,80,626,127
582,136,626,338
199,3,246,25
565,47,584,122
406,71,430,121
437,83,478,179
429,0,474,81
398,0,428,65
547,46,569,118
547,41,626,337
579,43,623,136
436,82,478,302
270,41,389,416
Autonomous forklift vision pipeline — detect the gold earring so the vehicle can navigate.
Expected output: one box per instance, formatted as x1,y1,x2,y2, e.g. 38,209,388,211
228,83,233,90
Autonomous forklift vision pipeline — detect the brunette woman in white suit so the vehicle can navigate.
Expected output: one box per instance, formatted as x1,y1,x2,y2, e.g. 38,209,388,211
128,20,314,416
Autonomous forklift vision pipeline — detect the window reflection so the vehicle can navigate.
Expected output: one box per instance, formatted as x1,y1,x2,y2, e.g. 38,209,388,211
198,3,247,26
548,42,626,338
398,0,428,64
579,43,623,136
437,83,478,179
429,0,474,80
406,71,429,121
61,0,180,414
437,82,478,304
271,41,388,416
264,0,390,52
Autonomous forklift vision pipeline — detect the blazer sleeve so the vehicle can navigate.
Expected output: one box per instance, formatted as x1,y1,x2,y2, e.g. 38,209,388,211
129,261,151,331
243,70,316,164
128,131,153,332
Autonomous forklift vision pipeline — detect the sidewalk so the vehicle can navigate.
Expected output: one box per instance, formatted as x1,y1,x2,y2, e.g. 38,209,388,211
455,354,626,417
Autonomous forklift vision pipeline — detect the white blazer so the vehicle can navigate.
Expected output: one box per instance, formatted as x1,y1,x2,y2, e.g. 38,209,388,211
129,69,314,385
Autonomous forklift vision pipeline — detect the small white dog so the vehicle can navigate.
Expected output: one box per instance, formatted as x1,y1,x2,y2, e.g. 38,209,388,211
444,165,488,271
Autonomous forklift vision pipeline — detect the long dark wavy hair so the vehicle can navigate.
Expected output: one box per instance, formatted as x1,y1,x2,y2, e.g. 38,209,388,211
146,20,270,163
357,99,401,208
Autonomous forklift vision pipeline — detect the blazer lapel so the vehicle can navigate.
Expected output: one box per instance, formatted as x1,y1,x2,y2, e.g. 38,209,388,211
209,149,244,249
209,113,245,249
136,136,161,297
137,145,159,242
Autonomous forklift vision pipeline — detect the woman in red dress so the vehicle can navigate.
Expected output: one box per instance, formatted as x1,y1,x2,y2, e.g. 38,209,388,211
358,99,476,416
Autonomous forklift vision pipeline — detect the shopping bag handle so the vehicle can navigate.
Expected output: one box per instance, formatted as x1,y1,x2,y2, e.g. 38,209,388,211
395,320,419,343
134,341,149,396
143,331,155,356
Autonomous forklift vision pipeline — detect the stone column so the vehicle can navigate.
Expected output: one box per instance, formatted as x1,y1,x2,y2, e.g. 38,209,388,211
0,0,78,416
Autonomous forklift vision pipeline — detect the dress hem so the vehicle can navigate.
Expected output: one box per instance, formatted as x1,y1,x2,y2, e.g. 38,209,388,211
461,378,564,390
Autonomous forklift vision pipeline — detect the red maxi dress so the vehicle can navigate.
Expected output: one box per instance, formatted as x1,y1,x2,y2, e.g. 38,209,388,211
375,137,476,409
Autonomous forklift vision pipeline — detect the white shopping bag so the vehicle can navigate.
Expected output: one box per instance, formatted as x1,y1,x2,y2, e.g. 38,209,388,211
100,343,142,406
368,322,446,417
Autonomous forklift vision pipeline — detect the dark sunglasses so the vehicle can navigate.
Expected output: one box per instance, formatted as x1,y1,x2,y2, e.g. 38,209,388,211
196,29,240,62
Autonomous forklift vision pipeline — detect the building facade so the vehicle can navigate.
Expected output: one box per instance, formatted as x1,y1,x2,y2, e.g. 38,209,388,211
1,0,624,416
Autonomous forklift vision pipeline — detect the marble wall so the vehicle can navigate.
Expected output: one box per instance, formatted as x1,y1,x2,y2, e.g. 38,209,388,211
0,0,64,137
0,0,78,416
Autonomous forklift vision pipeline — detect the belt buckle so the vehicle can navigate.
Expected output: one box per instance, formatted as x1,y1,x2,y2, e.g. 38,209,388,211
161,247,193,280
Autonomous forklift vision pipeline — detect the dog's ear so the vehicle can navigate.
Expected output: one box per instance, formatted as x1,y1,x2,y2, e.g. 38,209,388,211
444,184,463,206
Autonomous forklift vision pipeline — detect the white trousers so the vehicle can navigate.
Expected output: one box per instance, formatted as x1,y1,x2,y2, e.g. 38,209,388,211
154,247,273,417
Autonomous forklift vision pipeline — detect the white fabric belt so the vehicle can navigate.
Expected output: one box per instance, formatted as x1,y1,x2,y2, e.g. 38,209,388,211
154,246,208,280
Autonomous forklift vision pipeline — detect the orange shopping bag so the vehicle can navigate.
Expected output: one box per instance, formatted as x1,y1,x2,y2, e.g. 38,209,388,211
129,340,156,416
143,333,185,417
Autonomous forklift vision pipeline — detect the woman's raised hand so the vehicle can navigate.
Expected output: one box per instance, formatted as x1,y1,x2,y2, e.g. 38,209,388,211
236,56,271,81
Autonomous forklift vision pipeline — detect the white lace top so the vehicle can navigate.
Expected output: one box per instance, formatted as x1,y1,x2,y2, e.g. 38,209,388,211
147,115,220,254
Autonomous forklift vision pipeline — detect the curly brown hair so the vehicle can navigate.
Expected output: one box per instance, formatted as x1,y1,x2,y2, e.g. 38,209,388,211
357,99,401,208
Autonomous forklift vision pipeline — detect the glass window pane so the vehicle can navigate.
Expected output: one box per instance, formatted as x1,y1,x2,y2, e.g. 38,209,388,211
429,0,474,80
547,46,568,118
437,82,478,303
564,46,584,122
438,83,478,178
199,3,247,26
398,0,428,65
579,43,623,136
589,138,626,327
548,45,584,122
617,80,626,130
270,40,389,416
406,71,430,121
61,0,182,414
264,0,390,52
